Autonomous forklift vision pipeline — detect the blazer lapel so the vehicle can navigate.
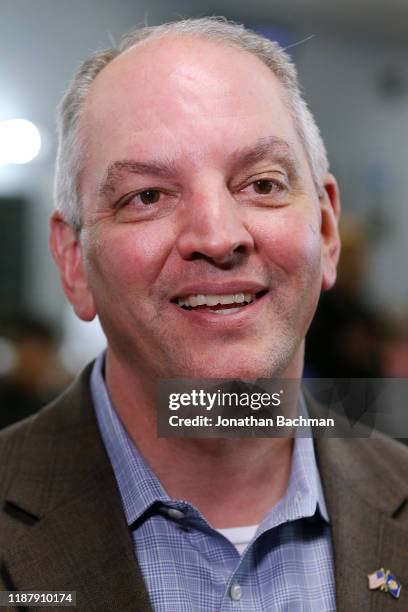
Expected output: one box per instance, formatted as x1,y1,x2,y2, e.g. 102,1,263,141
3,476,151,611
315,435,408,611
2,365,152,611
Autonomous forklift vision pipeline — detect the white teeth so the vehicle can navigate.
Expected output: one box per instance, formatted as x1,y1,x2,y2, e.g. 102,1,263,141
211,307,242,315
177,292,256,309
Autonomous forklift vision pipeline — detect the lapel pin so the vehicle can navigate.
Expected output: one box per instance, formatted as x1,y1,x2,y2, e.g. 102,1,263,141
368,568,386,590
385,571,402,599
368,568,401,599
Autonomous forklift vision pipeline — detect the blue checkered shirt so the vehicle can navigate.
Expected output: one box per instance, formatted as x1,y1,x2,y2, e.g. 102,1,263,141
91,354,336,611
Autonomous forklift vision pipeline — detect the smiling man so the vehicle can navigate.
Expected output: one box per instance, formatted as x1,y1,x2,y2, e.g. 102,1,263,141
61,32,338,384
1,17,407,612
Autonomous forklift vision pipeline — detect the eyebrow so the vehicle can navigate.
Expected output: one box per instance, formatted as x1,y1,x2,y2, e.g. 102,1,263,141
98,158,178,198
97,136,301,198
230,136,301,180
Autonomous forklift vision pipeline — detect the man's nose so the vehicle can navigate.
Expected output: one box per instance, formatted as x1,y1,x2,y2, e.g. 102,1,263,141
176,189,255,267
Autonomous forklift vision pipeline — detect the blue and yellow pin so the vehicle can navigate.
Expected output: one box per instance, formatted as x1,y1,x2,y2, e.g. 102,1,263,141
368,568,401,599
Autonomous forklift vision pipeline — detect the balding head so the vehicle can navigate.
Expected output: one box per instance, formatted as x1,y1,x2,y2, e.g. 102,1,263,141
54,17,328,230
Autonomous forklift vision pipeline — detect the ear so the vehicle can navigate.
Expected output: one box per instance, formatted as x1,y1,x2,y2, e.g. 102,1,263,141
320,173,341,291
49,212,97,321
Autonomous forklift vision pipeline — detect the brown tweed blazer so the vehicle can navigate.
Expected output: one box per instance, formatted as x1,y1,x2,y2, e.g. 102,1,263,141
0,364,407,611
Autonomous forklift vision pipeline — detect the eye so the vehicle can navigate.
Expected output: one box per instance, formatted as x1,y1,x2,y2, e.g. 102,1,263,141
138,189,161,205
113,187,178,222
252,179,280,194
234,174,289,208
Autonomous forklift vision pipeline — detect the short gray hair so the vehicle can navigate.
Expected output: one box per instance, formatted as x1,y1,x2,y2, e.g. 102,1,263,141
55,16,329,229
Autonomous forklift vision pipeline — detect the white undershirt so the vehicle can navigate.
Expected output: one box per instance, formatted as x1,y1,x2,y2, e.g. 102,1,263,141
216,524,259,555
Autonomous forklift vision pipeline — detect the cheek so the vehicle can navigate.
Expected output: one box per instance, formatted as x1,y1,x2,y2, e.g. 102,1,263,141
255,210,323,277
87,223,174,295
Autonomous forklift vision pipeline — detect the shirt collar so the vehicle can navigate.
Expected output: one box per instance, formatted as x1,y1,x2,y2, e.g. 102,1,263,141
91,352,329,528
91,353,169,526
293,394,329,523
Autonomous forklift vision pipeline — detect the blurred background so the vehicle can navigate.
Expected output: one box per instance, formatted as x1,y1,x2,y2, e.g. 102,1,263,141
1,0,407,428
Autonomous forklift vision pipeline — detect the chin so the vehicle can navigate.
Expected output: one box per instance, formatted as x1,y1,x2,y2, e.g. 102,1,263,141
174,347,299,380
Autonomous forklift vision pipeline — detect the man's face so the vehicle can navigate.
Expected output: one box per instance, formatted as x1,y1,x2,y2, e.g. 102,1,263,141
53,36,340,380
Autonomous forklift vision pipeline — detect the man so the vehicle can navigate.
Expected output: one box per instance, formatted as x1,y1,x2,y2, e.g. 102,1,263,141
0,17,407,611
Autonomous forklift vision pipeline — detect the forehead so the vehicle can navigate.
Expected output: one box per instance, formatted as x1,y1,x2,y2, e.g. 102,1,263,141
82,36,304,181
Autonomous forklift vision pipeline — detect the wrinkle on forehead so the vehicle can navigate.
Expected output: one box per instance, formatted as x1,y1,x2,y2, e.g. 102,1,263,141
97,135,301,199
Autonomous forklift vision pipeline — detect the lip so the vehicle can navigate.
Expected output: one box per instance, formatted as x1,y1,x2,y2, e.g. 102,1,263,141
170,286,270,326
170,280,268,300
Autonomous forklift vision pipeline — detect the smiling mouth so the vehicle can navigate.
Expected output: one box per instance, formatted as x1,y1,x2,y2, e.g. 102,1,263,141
172,291,268,314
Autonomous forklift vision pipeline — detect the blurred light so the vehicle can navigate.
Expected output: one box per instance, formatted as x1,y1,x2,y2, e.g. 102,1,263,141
0,119,41,166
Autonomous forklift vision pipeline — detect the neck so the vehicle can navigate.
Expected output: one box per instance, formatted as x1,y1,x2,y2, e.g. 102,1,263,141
105,348,302,528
